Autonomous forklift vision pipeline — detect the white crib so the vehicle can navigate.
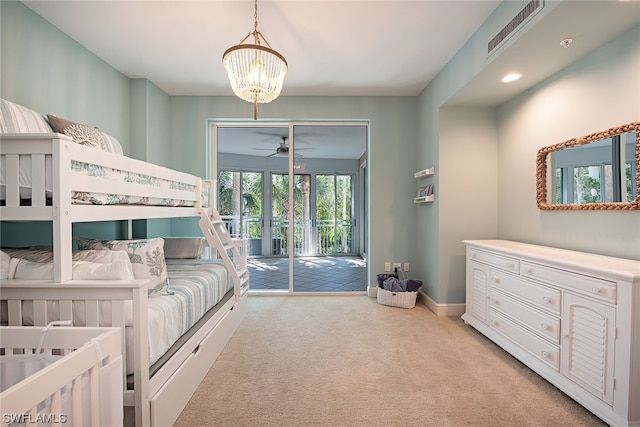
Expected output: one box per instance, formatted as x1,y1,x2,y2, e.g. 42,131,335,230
0,324,122,427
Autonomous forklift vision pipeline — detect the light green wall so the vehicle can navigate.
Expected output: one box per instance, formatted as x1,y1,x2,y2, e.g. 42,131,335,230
130,79,173,237
497,26,640,259
0,1,131,153
168,96,418,287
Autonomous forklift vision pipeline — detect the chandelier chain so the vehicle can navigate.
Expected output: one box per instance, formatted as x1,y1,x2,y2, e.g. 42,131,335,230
253,0,259,44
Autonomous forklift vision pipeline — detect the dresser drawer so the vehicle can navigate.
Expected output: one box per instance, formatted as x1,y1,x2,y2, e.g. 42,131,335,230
468,248,519,274
489,288,560,344
490,310,560,371
521,261,616,304
490,270,561,315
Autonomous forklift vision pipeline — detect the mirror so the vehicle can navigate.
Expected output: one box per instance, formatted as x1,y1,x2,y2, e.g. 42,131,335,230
536,122,640,210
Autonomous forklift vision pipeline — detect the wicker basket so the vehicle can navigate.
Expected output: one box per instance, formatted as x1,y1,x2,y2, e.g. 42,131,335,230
376,287,421,309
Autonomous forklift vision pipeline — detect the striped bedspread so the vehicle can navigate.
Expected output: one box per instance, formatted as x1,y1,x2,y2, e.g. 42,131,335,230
146,260,231,367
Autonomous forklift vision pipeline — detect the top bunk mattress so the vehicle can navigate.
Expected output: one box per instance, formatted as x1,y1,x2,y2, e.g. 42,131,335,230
0,156,205,207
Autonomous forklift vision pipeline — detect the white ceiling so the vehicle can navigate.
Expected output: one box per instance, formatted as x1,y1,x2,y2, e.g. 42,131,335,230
23,0,502,97
23,0,640,159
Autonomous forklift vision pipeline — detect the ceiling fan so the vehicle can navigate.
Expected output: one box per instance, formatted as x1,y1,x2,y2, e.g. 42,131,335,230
252,136,314,157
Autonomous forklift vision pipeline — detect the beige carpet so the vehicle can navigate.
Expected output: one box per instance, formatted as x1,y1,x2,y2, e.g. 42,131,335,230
175,296,606,427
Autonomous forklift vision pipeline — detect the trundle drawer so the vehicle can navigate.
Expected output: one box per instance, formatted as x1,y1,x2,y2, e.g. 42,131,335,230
468,248,519,274
490,270,561,315
489,288,560,343
521,261,616,304
490,310,560,370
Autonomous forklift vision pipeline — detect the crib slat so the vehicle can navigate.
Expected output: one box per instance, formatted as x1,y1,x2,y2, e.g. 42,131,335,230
72,376,82,427
33,300,47,326
111,300,127,382
31,154,46,207
28,407,37,425
90,365,100,427
85,300,99,326
51,389,62,426
5,154,20,207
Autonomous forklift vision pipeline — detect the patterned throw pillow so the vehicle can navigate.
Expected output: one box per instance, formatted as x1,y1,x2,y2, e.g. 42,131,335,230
76,237,172,296
47,115,107,151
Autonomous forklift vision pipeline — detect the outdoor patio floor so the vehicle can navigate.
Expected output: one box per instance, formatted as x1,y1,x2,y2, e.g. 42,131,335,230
247,255,367,292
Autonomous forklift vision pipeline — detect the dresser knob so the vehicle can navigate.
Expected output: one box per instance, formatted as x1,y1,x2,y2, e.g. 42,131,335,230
541,323,548,331
491,298,498,305
542,296,550,304
541,351,549,359
507,263,515,269
527,268,534,274
492,277,500,284
592,287,600,294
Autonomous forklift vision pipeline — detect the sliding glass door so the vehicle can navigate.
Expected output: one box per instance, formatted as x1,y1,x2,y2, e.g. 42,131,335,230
213,121,368,293
217,170,263,255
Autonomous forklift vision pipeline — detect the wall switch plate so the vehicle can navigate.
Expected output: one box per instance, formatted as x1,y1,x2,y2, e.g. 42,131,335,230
393,262,401,271
384,262,391,272
404,263,410,272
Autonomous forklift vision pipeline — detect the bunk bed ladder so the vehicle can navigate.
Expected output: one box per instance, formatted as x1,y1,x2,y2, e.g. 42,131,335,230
197,208,250,300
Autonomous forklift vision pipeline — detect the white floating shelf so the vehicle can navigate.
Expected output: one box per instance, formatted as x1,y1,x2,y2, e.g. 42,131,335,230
414,195,435,203
414,167,435,178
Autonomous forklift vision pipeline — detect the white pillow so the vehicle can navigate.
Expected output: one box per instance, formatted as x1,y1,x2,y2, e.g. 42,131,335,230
0,250,10,279
12,258,135,280
76,237,170,296
73,249,131,264
163,237,206,259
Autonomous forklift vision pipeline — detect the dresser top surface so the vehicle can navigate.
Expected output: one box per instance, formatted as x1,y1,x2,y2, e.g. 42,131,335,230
463,240,640,282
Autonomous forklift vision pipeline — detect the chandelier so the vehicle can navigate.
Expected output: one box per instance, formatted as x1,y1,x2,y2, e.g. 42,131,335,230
222,0,288,120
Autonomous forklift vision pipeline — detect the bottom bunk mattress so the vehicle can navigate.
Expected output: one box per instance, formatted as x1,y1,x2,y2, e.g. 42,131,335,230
146,260,232,368
0,258,232,374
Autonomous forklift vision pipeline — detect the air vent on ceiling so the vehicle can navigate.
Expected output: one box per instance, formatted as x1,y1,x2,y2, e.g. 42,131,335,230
488,0,543,55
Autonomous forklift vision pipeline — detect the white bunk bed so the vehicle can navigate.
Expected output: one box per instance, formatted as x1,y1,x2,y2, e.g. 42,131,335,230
0,100,250,426
0,324,122,427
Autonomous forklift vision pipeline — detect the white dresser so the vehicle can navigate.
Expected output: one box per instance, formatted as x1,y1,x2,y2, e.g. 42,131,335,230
462,240,640,427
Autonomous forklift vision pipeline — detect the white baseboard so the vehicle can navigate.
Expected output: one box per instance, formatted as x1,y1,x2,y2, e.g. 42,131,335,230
368,287,465,317
417,290,465,316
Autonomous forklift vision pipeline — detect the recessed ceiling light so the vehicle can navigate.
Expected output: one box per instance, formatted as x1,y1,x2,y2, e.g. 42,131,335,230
560,38,574,47
501,73,522,83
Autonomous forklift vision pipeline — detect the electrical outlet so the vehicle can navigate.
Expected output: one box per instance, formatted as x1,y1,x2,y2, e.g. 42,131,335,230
393,262,401,271
404,263,410,272
384,262,391,272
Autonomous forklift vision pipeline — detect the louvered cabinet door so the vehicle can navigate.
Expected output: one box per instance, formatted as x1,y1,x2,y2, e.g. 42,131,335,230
561,293,616,405
467,262,490,324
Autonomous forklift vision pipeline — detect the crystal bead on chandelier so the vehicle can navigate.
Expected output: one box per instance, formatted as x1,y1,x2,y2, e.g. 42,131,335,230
222,0,288,120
